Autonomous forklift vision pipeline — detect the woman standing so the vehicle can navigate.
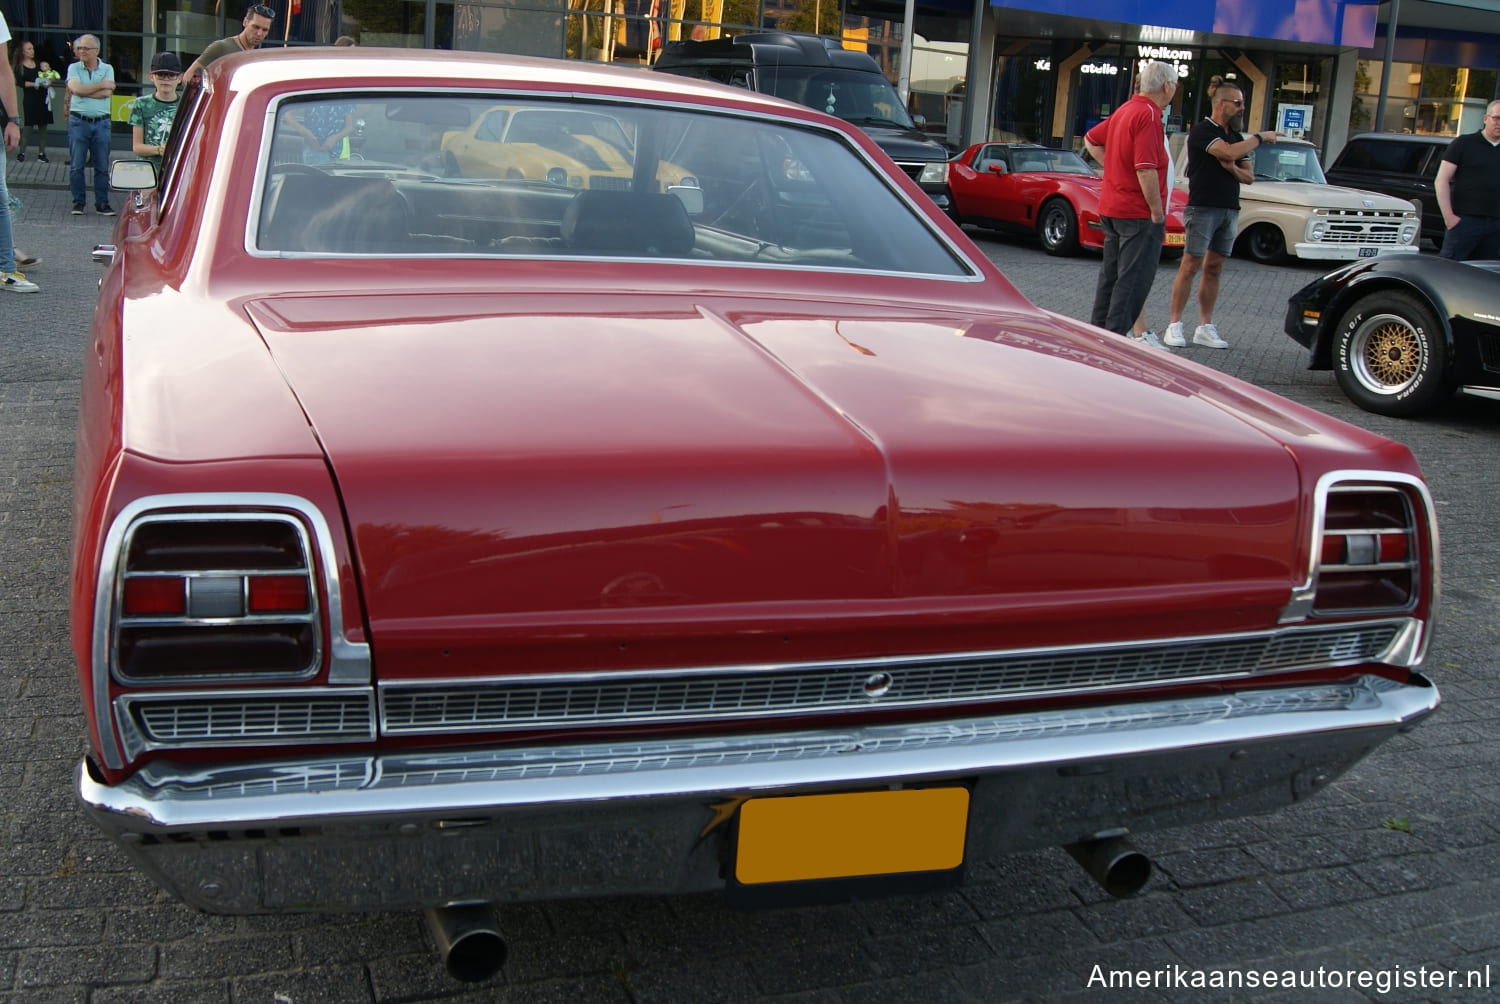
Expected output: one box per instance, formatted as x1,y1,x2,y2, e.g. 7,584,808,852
10,39,53,162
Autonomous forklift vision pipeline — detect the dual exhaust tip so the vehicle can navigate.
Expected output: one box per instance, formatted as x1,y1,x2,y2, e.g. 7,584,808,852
423,838,1149,982
1066,835,1152,898
424,902,507,983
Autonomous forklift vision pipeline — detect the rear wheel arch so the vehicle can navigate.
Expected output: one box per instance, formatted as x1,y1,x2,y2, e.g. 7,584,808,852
1314,277,1453,369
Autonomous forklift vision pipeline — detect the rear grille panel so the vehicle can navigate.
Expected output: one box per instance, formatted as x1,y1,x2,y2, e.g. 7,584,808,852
117,689,375,755
379,622,1405,735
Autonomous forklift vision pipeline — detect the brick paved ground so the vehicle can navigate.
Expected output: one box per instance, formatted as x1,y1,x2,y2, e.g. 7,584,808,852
2,164,1498,1002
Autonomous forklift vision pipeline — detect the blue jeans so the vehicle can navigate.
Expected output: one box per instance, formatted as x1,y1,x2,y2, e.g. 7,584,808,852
0,165,14,274
1091,216,1165,336
69,114,113,208
1438,215,1500,261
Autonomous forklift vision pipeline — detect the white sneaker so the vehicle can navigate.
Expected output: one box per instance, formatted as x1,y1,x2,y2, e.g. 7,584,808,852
1132,329,1166,349
1162,321,1187,347
1193,323,1229,349
1,271,39,293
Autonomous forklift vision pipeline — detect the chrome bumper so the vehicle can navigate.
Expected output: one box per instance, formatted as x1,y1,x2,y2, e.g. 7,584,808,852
78,674,1438,913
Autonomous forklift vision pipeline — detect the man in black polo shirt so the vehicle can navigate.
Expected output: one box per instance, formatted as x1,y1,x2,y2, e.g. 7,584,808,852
1163,77,1278,350
1435,101,1500,261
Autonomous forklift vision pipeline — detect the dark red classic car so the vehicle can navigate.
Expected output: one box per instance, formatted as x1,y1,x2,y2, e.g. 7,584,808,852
948,141,1188,256
75,48,1438,982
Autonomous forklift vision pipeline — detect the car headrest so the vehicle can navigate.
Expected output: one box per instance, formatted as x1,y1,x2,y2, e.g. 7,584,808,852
561,190,695,257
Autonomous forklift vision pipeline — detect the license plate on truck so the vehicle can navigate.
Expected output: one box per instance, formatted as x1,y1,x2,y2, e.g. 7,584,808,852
1359,247,1379,257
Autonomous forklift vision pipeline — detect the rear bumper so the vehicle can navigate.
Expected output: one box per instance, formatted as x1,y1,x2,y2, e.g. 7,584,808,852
78,673,1438,913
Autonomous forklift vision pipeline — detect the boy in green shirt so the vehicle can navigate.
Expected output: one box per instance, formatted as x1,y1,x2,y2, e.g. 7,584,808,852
129,51,181,174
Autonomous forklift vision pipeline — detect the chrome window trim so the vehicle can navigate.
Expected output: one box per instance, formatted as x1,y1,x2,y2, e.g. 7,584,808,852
92,493,371,771
377,617,1422,736
114,686,377,760
112,512,323,686
1280,470,1438,632
244,87,985,281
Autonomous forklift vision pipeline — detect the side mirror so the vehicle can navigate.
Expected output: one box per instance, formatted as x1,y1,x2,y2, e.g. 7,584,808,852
912,114,927,130
109,160,157,191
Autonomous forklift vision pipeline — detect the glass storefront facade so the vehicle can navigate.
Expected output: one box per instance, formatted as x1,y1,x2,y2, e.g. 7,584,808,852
1352,28,1499,136
6,0,972,145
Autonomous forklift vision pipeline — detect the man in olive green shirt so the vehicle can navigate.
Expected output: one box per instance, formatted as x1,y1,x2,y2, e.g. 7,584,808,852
184,3,274,84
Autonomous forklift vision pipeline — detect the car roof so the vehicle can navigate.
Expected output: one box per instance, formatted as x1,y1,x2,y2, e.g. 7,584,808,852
204,46,829,121
1345,132,1452,145
655,32,884,73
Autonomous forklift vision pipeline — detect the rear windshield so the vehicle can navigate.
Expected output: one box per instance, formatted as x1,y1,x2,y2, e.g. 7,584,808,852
1249,144,1326,184
753,66,917,131
255,93,969,277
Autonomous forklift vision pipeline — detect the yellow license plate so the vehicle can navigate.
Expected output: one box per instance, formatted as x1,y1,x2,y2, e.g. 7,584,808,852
1165,232,1186,246
735,788,969,885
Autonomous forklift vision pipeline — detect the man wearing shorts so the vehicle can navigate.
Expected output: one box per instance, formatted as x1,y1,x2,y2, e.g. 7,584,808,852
1164,77,1278,350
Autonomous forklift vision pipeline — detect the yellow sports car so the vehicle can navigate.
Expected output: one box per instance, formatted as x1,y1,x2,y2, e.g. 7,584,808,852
441,105,692,190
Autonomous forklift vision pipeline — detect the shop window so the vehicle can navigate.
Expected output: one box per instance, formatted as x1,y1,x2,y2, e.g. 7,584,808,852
1355,59,1422,101
992,47,1049,143
1421,65,1497,101
451,0,564,54
342,0,433,47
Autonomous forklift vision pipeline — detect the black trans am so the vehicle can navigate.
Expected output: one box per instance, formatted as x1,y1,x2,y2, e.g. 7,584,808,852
1286,255,1500,416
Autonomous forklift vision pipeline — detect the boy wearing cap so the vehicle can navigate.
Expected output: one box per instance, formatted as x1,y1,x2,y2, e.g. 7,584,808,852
130,51,182,174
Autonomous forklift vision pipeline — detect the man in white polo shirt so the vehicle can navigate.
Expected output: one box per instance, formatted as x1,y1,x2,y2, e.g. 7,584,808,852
65,33,116,216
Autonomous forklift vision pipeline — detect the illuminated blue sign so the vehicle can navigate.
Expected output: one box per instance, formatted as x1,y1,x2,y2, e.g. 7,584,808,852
992,0,1379,48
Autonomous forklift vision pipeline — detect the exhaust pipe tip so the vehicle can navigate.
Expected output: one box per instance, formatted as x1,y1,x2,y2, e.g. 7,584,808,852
424,902,507,982
1065,836,1151,898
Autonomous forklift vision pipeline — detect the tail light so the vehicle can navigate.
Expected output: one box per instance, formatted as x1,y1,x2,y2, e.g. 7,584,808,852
1315,488,1416,613
1284,473,1437,623
113,514,321,682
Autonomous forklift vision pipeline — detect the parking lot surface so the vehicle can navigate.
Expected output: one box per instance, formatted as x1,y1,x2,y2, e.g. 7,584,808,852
1,193,1497,1002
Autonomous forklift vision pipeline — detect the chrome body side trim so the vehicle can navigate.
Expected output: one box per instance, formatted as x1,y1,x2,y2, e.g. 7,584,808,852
78,674,1438,912
91,493,372,770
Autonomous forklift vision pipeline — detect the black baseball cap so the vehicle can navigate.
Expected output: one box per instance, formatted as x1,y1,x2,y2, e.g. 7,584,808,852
150,51,182,74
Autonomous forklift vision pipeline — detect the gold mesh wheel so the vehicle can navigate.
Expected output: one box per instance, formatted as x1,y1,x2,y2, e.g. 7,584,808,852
1334,290,1447,417
1353,313,1424,392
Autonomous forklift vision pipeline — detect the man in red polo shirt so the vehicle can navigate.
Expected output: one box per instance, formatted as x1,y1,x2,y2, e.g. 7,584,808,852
1083,60,1178,340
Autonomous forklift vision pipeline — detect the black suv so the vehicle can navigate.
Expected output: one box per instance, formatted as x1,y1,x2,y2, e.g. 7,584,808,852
1325,133,1452,246
653,32,952,213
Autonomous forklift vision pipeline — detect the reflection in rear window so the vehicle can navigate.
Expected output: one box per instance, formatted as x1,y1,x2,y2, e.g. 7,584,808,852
256,94,971,277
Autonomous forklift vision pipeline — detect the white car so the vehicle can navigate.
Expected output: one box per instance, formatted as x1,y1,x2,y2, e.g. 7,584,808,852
1176,138,1420,264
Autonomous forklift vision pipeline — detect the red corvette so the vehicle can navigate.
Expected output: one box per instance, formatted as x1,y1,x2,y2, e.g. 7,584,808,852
948,142,1188,256
74,49,1437,982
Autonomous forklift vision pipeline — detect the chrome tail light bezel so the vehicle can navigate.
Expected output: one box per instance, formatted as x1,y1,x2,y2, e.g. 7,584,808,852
1281,471,1439,648
91,493,371,771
